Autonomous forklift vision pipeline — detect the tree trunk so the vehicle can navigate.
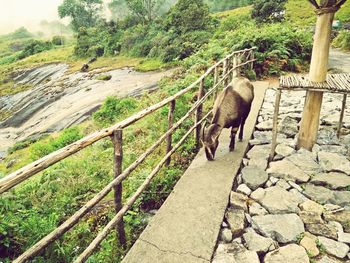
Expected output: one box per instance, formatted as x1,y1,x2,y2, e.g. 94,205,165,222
297,11,334,150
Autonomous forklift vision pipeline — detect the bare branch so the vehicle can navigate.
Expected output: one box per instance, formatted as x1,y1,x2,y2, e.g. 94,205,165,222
336,0,347,8
308,0,320,9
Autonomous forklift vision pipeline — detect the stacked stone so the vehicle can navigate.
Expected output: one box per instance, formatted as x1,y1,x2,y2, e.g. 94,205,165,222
212,89,350,263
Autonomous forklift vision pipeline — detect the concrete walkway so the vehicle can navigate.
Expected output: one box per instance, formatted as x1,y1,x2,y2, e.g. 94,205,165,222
122,81,269,263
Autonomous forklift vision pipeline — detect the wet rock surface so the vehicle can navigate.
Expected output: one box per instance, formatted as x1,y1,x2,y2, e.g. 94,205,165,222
212,88,350,262
0,64,172,154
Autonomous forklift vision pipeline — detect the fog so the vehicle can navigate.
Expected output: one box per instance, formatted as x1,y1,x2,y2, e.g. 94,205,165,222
0,0,65,34
0,0,179,35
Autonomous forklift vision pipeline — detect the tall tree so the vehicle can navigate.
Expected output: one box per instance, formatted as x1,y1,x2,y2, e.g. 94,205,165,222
164,0,211,34
108,0,130,20
124,0,165,23
58,0,103,31
251,0,287,23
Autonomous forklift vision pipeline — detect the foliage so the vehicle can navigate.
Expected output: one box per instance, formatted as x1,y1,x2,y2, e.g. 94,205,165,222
30,127,83,160
164,0,212,34
17,40,53,60
336,0,350,23
52,36,65,46
333,30,350,51
124,0,165,23
251,0,288,23
58,0,103,32
92,97,138,127
6,27,33,40
96,74,112,81
204,0,253,12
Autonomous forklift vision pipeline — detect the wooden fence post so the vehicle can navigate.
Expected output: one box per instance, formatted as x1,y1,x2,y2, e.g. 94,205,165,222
165,100,176,166
112,130,127,249
195,79,205,151
214,66,219,99
223,58,228,87
337,94,347,138
250,50,254,71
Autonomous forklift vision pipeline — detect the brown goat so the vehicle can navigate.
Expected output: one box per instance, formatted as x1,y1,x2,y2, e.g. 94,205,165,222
201,77,254,161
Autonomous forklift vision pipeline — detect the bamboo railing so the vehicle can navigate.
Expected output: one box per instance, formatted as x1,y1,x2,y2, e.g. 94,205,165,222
1,47,256,262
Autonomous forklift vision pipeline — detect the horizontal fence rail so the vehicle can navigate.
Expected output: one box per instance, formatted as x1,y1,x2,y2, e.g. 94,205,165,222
2,47,256,262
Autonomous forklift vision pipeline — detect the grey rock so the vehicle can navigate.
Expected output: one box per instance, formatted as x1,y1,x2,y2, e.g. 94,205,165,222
319,145,348,155
269,176,279,185
299,200,324,215
324,210,350,233
267,159,310,183
318,152,350,175
311,172,350,189
248,157,268,170
338,232,350,244
317,128,340,145
303,184,334,204
241,166,269,191
324,204,343,212
249,202,268,216
275,143,295,158
250,188,265,201
252,214,305,243
230,192,248,212
264,244,309,263
234,250,260,263
212,253,237,263
265,180,273,188
256,120,273,131
246,145,271,159
306,223,338,239
220,228,233,243
276,179,291,190
289,189,309,203
252,186,301,214
226,209,246,238
243,228,276,254
299,211,324,224
279,116,299,138
236,184,252,196
316,255,343,263
300,234,319,257
287,148,321,175
332,191,350,207
317,236,350,258
288,181,303,192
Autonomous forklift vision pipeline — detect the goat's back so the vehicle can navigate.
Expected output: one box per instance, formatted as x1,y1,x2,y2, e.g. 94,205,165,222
231,77,254,104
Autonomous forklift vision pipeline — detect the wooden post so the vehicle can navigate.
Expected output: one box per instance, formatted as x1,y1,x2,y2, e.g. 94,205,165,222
223,58,228,87
195,79,205,151
214,66,219,99
337,94,347,138
297,10,335,150
269,89,282,161
111,130,126,249
165,100,176,166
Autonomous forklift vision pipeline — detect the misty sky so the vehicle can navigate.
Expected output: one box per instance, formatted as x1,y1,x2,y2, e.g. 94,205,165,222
0,0,64,34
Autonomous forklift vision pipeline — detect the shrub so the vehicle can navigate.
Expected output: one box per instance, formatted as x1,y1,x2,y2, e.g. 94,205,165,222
251,0,287,23
30,127,83,159
93,96,138,126
17,40,53,60
52,36,65,45
333,30,350,51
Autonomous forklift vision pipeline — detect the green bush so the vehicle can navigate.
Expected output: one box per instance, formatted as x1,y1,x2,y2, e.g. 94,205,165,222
333,30,350,51
93,96,138,126
17,40,53,60
51,36,65,45
30,127,83,159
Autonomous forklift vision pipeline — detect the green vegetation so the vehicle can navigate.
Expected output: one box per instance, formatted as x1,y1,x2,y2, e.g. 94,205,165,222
96,74,112,81
251,0,287,23
2,0,350,261
333,30,350,51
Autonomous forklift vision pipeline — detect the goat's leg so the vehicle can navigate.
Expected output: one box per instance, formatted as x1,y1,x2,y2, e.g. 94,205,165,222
229,127,239,151
239,107,251,141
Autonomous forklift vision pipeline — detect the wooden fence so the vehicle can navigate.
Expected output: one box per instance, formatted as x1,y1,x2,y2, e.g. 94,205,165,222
0,47,256,262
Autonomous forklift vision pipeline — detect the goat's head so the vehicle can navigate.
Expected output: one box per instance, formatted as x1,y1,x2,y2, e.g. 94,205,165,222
201,122,221,161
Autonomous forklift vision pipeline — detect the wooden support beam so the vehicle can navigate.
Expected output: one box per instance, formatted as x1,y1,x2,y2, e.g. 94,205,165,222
213,66,219,99
337,94,347,138
297,11,334,150
269,90,282,161
112,130,126,249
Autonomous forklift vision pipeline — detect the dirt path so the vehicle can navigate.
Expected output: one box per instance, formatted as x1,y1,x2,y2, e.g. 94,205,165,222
329,48,350,73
